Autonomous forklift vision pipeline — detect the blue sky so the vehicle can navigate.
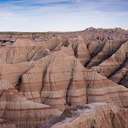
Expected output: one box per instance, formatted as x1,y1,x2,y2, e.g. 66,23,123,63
0,0,128,32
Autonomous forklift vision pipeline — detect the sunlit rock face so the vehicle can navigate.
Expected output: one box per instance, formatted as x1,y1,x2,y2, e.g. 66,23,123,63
0,28,127,128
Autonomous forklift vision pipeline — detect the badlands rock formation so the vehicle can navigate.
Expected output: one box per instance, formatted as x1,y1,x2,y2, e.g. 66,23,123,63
0,28,127,128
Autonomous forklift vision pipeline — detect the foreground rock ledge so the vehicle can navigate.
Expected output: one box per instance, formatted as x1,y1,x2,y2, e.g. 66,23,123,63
51,103,128,128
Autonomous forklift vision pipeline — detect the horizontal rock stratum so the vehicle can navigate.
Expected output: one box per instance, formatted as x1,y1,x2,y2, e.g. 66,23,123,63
0,28,128,128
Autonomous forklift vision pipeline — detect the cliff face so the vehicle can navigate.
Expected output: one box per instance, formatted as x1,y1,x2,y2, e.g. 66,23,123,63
0,28,128,128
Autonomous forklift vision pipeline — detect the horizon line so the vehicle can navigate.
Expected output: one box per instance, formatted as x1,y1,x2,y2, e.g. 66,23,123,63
0,27,128,33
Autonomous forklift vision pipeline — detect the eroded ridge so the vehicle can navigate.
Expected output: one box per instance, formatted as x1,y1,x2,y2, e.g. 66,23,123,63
0,28,127,128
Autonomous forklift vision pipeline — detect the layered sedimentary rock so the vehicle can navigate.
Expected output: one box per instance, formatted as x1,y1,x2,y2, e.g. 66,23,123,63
0,28,127,128
20,51,87,111
0,80,61,128
51,103,128,128
92,41,128,88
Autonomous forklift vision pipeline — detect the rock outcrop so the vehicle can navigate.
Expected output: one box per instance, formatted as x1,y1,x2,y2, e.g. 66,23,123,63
0,28,127,128
51,103,128,128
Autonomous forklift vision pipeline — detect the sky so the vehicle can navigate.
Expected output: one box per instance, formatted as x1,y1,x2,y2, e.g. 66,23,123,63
0,0,128,32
